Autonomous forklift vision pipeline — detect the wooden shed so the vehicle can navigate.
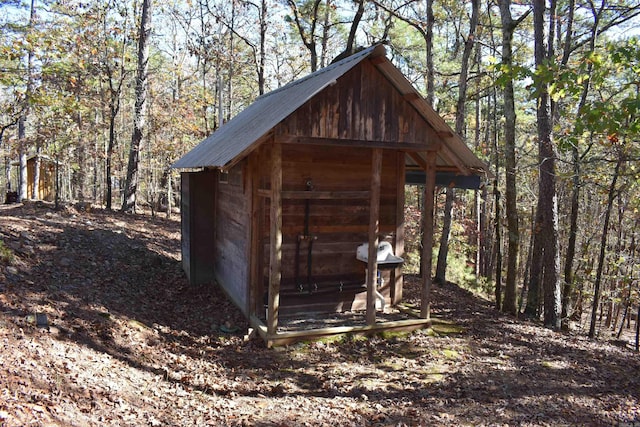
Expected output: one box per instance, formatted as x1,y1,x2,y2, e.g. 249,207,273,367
173,45,488,346
10,155,57,202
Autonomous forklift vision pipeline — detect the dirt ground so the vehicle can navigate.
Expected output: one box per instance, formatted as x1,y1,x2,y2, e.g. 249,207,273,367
1,202,638,426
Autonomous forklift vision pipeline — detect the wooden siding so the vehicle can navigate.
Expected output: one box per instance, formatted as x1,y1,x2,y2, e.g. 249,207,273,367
214,160,252,314
277,59,437,145
180,171,217,286
258,143,401,313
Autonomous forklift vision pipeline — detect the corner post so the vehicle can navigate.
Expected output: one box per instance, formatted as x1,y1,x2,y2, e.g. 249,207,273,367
421,149,437,319
267,143,283,336
367,148,383,325
392,150,405,304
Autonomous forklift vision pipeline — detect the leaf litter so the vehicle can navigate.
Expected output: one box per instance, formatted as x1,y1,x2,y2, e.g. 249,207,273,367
0,202,638,426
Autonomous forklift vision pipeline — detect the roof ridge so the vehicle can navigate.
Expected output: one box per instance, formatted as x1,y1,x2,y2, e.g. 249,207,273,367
256,44,382,102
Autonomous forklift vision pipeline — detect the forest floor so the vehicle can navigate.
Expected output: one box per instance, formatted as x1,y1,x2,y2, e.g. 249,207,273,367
0,202,639,427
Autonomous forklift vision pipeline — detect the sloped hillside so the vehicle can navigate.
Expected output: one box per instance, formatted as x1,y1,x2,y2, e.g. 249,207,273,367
1,203,638,426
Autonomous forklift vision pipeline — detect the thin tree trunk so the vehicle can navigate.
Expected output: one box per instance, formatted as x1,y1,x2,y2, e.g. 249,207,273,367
435,0,479,284
533,0,561,329
2,127,12,193
18,0,36,203
562,144,580,326
520,204,535,313
494,181,502,310
499,0,524,316
18,118,27,201
258,0,267,95
166,170,172,219
287,0,321,71
435,189,454,283
54,149,60,209
198,1,210,134
635,304,639,352
562,0,600,329
589,157,622,338
473,45,482,277
106,103,117,210
616,304,628,340
102,7,127,210
425,0,435,107
122,0,152,213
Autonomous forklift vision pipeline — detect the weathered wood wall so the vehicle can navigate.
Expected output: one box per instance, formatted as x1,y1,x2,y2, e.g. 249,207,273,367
277,59,437,144
256,143,401,314
214,160,252,314
181,170,217,286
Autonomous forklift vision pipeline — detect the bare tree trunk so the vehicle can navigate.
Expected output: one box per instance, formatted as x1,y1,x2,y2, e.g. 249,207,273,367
287,0,321,71
533,0,561,329
18,0,36,202
435,188,454,283
166,170,172,219
435,0,479,284
473,45,482,277
93,110,99,203
198,1,211,134
258,0,267,95
425,0,435,106
499,0,526,316
122,0,152,213
18,118,27,201
106,102,117,209
636,304,640,353
589,157,622,338
494,181,502,309
3,152,10,192
562,0,600,329
562,143,580,325
2,127,12,194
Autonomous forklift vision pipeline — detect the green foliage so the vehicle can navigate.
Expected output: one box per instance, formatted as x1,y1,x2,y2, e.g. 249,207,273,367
441,249,478,289
493,63,532,89
552,37,640,147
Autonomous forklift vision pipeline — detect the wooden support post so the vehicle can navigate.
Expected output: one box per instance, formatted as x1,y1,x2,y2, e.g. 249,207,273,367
392,151,405,304
267,143,283,336
367,148,383,325
421,150,437,319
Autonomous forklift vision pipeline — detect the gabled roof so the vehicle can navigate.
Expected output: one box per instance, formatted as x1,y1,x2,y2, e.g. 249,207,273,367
173,44,488,175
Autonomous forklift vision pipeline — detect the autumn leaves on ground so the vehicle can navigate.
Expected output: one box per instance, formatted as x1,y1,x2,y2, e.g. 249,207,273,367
0,202,638,426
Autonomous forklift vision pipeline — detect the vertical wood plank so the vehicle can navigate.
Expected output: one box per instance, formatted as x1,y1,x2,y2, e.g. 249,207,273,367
248,151,260,317
421,149,437,319
392,151,405,304
267,142,283,336
367,148,383,325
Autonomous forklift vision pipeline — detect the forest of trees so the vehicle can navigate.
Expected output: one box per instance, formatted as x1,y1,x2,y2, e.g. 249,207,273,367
1,0,639,341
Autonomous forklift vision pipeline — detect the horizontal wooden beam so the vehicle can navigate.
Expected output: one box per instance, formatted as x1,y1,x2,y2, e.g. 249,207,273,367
279,135,438,152
258,189,371,200
281,224,396,235
250,314,433,347
283,190,370,200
